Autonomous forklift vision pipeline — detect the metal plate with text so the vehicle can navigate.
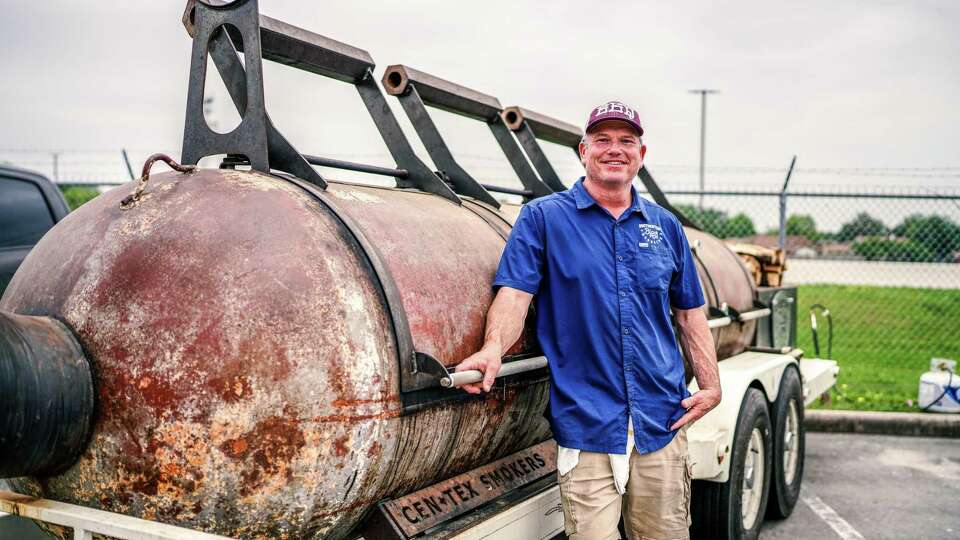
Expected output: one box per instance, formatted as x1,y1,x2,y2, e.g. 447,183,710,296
382,440,557,537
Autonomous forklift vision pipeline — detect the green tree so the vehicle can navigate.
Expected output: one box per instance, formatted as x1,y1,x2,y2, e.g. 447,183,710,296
722,213,756,238
891,214,960,262
786,214,818,241
59,186,100,211
674,204,756,239
852,238,936,262
836,212,887,242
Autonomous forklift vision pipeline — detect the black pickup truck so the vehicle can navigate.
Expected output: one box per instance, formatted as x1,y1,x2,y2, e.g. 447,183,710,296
0,164,70,296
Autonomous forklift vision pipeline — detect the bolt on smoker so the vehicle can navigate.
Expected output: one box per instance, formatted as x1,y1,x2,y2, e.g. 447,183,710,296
0,1,838,539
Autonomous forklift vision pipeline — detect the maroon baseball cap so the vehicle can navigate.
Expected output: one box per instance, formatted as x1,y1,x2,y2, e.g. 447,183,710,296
585,101,643,136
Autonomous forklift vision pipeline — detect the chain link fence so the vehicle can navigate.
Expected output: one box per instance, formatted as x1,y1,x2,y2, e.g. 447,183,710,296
649,183,960,412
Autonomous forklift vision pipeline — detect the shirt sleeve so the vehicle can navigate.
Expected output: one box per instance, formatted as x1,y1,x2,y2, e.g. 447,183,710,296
668,218,706,309
493,204,546,294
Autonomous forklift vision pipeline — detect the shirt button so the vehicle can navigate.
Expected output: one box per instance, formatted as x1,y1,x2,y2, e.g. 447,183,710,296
620,291,626,297
623,328,630,335
617,255,624,261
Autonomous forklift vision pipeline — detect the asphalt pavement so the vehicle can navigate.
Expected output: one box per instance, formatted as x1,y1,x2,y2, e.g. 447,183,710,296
761,432,960,539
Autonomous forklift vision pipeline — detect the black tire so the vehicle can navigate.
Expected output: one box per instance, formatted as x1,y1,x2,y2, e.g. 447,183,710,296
690,388,773,540
766,366,805,519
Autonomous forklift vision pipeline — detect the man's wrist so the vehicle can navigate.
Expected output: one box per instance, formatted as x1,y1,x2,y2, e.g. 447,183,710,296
481,340,503,358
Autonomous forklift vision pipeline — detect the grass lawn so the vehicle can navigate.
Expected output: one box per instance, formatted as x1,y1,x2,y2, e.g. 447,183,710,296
795,284,960,412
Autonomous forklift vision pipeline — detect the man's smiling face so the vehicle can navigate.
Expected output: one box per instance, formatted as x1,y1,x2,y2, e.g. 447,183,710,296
579,120,646,188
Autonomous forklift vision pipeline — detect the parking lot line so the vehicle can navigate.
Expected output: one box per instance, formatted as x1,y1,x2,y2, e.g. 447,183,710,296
801,493,865,540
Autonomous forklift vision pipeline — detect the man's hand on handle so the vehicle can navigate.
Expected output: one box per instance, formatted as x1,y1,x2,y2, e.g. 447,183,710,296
454,346,502,394
670,387,722,430
453,287,532,394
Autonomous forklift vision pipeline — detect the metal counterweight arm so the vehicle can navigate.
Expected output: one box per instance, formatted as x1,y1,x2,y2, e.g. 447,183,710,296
382,64,554,201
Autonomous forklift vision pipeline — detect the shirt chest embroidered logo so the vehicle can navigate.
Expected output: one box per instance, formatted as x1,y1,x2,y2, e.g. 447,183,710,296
638,224,664,248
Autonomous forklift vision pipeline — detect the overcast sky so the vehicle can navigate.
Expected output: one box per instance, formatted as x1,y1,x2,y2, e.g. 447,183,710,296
1,0,958,191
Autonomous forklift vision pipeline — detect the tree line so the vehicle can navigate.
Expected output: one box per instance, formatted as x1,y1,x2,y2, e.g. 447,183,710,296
675,204,960,263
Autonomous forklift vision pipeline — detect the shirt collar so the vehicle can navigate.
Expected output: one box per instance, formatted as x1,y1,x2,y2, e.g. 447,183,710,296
572,177,646,218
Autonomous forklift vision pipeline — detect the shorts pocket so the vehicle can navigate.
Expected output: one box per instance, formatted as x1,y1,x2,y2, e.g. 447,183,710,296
558,471,578,536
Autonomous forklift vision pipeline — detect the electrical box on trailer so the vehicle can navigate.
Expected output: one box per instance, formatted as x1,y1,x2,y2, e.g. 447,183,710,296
755,286,797,349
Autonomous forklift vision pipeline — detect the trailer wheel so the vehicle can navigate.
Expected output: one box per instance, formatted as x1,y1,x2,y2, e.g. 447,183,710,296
766,366,805,519
691,388,772,540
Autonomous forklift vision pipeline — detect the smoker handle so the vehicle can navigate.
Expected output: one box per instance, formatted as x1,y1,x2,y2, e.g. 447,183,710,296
707,307,772,329
441,356,549,388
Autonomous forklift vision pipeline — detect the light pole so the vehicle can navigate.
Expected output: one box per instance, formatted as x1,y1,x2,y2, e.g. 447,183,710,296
689,89,718,210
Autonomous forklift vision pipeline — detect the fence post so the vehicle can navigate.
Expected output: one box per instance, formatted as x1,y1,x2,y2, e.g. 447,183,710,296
779,155,796,251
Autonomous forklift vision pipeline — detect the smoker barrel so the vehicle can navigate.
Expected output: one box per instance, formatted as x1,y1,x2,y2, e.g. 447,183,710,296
0,312,94,478
0,169,547,540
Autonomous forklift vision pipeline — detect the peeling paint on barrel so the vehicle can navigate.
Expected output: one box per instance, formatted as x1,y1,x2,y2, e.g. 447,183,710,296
0,169,551,539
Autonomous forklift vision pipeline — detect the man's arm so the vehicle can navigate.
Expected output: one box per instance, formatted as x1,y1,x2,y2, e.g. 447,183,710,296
454,287,533,394
670,306,722,430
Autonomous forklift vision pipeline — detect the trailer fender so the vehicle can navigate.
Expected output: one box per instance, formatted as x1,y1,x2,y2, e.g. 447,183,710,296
686,351,797,483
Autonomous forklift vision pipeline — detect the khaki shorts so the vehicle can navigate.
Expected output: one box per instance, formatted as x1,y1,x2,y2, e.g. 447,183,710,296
558,428,692,540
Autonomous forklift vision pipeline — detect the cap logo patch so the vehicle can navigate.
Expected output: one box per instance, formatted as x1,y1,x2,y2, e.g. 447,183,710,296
595,101,636,120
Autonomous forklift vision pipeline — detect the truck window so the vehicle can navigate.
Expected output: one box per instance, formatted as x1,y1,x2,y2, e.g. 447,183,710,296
0,177,56,248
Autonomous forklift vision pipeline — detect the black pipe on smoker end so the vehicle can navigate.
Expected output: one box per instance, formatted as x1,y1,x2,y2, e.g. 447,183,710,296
0,312,94,478
382,65,408,96
502,108,521,129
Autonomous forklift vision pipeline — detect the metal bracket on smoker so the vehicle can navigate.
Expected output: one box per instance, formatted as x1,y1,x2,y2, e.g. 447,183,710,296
389,82,501,207
500,105,700,229
382,65,554,202
181,0,323,186
501,106,580,193
180,0,460,204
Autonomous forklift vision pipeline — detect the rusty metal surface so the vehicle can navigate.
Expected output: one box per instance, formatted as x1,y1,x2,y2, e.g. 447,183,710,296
0,169,551,539
325,183,535,366
496,202,522,225
684,227,757,359
324,181,549,495
2,169,403,538
459,199,512,242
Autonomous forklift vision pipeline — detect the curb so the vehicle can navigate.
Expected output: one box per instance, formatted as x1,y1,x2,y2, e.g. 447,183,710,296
804,409,960,438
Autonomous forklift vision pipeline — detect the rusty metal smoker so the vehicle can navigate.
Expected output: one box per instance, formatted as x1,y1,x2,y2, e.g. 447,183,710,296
0,1,763,538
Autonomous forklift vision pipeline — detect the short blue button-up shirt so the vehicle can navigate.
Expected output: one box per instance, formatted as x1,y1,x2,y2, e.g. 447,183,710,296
494,178,705,454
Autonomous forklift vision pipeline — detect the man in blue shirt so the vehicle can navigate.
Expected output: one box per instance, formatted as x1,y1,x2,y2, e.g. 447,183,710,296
455,101,721,539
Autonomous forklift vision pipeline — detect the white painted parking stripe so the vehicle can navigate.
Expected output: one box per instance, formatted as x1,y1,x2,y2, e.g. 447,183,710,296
802,494,865,540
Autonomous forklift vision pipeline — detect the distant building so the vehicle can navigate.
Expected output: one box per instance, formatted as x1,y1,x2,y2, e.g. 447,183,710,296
819,242,855,259
794,247,817,259
729,234,815,257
